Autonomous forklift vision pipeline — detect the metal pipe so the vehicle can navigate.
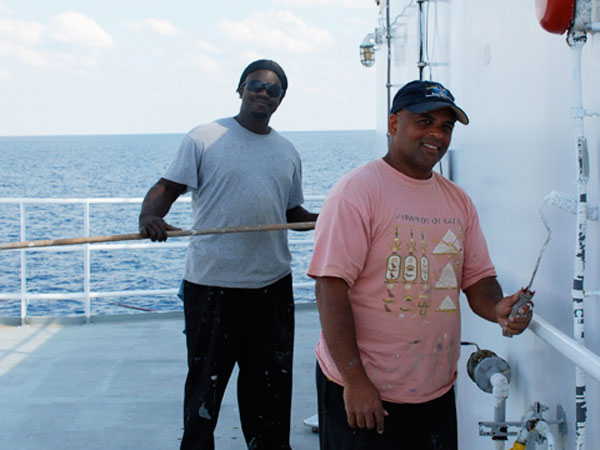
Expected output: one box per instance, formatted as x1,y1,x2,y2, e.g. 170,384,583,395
533,420,556,450
19,201,27,324
417,0,425,80
83,201,91,323
491,373,509,450
386,0,392,122
567,28,588,449
528,316,600,383
0,194,326,204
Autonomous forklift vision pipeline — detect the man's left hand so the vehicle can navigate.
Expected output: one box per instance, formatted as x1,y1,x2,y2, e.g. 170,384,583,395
495,291,534,337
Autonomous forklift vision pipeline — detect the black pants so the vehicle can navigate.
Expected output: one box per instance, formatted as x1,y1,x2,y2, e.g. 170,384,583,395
180,276,294,450
316,363,458,450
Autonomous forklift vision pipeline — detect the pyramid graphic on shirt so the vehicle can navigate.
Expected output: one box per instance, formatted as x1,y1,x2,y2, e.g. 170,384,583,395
432,230,462,255
435,263,458,289
437,295,458,312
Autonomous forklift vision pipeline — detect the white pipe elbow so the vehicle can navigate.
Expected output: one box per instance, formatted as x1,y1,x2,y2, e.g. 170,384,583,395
491,373,509,403
533,420,556,450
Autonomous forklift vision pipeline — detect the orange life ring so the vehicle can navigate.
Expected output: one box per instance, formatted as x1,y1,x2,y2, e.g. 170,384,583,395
535,0,576,34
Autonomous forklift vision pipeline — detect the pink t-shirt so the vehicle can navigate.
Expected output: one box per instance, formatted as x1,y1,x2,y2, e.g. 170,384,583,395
308,159,496,404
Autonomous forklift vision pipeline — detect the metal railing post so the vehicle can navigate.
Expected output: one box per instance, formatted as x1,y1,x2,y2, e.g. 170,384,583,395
19,201,27,324
83,201,91,323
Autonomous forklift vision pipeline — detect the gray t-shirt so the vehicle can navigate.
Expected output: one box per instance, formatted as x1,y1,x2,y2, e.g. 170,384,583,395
163,117,304,288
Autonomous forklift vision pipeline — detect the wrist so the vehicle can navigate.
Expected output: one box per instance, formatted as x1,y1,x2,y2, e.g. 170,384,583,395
340,359,370,385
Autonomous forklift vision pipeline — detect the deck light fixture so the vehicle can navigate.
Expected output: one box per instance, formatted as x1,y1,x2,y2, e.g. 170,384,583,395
360,28,383,68
360,32,377,67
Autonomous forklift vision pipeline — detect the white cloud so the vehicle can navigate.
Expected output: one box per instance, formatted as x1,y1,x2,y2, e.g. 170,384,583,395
49,12,113,48
0,40,47,67
52,51,101,72
144,18,180,36
341,0,379,7
184,52,224,76
123,18,181,37
122,18,142,32
271,0,375,8
0,66,10,80
0,18,45,45
196,40,219,54
242,50,263,63
218,10,332,53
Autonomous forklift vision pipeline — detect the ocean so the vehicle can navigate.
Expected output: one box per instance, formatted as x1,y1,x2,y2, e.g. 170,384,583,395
0,130,377,316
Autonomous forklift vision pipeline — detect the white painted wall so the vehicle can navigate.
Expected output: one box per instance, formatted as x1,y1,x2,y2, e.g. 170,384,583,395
374,1,600,448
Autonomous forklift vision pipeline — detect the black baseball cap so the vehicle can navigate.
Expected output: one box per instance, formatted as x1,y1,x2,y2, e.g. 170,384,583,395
390,80,469,125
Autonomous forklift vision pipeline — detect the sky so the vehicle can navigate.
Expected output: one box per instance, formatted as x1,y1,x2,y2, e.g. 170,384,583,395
0,0,380,136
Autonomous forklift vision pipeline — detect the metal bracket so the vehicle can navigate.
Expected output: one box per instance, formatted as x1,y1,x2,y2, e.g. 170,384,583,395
479,421,521,439
480,402,566,441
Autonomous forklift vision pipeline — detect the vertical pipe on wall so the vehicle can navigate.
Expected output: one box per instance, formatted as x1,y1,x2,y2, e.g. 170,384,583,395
386,0,391,118
567,28,588,450
491,373,509,450
417,0,425,80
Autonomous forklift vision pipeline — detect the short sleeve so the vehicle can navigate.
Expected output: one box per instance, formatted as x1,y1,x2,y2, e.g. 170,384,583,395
163,134,202,190
461,202,497,290
287,153,304,210
307,194,371,287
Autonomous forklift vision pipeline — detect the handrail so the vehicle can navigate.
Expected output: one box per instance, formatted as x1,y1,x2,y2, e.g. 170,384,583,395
528,315,600,383
0,195,327,204
0,196,324,323
3,197,600,387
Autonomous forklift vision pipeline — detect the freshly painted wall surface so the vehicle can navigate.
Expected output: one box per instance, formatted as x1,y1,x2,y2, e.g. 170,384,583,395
373,1,599,448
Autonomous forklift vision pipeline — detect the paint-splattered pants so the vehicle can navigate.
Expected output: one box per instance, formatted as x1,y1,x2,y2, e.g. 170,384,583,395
180,276,294,450
316,363,458,450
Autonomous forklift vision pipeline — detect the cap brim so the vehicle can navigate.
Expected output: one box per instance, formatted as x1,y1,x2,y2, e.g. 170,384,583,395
405,101,469,125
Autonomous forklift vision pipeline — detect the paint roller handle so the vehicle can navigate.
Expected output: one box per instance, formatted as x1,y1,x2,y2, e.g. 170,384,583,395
502,288,535,338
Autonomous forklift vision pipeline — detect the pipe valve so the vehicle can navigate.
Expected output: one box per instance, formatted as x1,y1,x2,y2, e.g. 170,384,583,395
464,344,511,393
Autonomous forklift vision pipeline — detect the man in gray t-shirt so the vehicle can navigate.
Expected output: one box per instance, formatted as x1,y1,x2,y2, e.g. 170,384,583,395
139,59,317,450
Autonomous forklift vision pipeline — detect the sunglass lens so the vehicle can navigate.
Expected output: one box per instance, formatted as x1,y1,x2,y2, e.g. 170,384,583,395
266,84,282,97
246,80,282,98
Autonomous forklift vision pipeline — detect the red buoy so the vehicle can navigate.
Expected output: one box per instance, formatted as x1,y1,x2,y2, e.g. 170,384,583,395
535,0,576,34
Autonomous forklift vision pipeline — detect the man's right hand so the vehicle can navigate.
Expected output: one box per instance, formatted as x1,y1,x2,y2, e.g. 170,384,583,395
138,178,186,241
343,376,389,434
139,215,180,242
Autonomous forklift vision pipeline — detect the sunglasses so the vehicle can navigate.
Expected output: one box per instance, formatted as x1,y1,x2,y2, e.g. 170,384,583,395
243,79,284,98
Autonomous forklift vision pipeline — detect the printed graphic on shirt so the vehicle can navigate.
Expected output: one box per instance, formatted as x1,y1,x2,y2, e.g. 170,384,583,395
403,229,418,290
432,228,463,256
437,295,458,312
418,294,430,316
419,231,430,291
400,295,413,312
384,227,402,298
381,223,462,316
435,263,458,289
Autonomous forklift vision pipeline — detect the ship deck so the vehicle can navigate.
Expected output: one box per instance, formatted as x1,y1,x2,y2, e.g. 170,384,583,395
0,305,320,450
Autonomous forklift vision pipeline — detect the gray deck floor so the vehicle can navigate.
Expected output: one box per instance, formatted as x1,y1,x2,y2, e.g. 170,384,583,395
0,306,320,450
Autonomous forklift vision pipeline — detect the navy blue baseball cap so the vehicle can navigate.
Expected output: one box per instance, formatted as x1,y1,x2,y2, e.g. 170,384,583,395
390,80,469,125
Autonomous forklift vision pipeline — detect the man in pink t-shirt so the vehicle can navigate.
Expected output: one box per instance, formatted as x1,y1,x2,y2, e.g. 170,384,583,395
308,80,533,450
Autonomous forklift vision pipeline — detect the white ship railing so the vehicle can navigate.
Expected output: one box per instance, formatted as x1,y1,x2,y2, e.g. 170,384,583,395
528,315,600,382
0,196,324,323
4,197,598,386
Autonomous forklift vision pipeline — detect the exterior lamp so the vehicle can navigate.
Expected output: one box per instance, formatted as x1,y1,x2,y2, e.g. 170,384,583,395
360,33,377,67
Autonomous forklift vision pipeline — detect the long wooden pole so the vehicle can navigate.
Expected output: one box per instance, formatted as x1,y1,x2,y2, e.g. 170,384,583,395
0,221,316,251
